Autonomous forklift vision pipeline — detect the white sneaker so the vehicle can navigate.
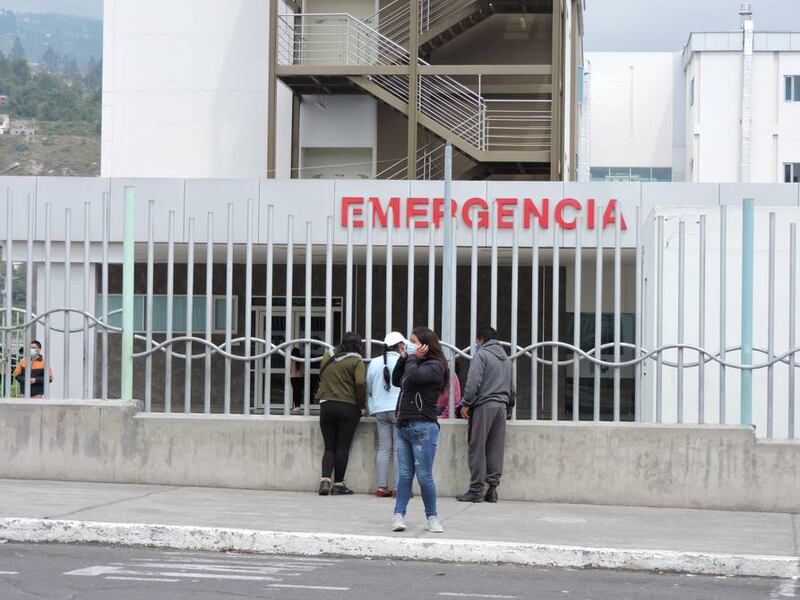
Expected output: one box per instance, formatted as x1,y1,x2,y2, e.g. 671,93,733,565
426,516,444,533
391,513,406,532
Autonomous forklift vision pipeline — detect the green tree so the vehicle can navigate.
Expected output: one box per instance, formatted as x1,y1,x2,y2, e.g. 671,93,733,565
10,35,24,60
41,46,61,72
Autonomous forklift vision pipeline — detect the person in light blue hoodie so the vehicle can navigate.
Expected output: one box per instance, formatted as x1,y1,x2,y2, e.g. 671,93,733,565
366,331,407,497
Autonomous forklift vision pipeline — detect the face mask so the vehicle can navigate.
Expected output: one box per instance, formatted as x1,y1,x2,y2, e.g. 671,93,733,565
30,348,38,358
405,342,418,355
474,344,482,354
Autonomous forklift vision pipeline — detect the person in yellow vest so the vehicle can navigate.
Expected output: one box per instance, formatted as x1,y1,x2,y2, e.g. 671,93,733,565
13,340,54,398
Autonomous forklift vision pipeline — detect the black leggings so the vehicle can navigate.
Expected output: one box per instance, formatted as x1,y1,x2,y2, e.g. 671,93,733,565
291,377,304,409
320,401,361,483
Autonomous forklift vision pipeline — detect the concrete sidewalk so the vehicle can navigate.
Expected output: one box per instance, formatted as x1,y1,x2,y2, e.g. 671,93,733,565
0,479,798,578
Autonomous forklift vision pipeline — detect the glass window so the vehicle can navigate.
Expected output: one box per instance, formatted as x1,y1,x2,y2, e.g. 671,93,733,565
590,167,610,182
96,295,235,333
651,168,672,182
786,76,800,102
785,163,800,183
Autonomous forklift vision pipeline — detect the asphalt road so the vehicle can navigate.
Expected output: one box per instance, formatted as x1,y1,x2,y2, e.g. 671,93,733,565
0,543,795,600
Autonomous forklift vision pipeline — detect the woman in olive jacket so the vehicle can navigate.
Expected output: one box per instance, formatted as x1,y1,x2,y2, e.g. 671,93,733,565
316,332,366,496
389,326,448,534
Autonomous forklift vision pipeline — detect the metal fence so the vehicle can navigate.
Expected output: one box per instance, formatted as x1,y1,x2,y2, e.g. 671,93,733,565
1,187,799,439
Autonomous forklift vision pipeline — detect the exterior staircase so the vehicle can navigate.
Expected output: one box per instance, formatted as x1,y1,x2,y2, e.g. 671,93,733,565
276,0,553,175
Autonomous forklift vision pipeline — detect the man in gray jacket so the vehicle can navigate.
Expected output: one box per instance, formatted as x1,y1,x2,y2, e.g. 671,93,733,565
457,326,515,503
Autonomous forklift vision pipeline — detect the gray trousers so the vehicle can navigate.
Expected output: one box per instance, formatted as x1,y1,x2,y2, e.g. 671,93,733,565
375,411,399,489
468,401,507,491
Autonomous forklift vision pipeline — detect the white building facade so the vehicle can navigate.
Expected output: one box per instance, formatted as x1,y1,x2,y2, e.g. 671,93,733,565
587,14,800,184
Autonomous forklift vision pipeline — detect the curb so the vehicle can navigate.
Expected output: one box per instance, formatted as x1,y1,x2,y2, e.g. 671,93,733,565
0,518,798,579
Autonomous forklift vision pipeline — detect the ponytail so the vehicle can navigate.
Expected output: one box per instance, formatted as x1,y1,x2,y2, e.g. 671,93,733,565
382,344,392,391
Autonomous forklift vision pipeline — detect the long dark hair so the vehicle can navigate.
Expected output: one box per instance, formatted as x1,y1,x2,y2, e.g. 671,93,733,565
336,331,363,356
411,326,449,386
383,342,402,391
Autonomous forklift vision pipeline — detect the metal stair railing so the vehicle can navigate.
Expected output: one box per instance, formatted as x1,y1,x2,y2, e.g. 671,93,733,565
277,13,410,67
278,10,551,157
362,0,411,46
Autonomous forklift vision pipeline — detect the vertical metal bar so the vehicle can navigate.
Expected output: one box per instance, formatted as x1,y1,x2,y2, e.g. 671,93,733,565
428,226,435,330
224,204,234,415
101,192,109,401
573,218,582,421
407,224,415,336
789,223,797,440
346,212,353,332
490,201,498,328
64,208,71,398
741,198,754,426
594,206,604,422
656,215,664,423
698,215,706,424
184,217,195,414
386,223,393,336
121,187,135,403
265,207,275,413
144,201,154,412
613,208,621,422
284,215,294,415
531,221,539,420
23,197,32,399
43,203,51,399
719,205,727,425
449,194,457,417
766,211,775,438
324,215,332,347
551,226,560,421
442,143,455,416
243,200,254,416
2,190,10,398
304,221,312,416
510,207,519,420
677,220,685,423
365,204,373,359
203,212,213,414
634,206,642,422
470,208,478,357
165,210,175,414
82,201,90,399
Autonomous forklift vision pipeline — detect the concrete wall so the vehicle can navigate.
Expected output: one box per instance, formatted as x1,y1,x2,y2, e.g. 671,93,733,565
101,0,293,179
1,400,799,513
587,52,676,170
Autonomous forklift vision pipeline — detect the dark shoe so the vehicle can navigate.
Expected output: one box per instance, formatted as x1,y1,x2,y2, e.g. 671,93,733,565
456,490,485,503
484,486,498,503
375,487,391,498
318,479,332,496
331,483,354,495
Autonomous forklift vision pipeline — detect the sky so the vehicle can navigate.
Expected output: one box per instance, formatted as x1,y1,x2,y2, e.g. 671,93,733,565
0,0,798,49
584,0,800,52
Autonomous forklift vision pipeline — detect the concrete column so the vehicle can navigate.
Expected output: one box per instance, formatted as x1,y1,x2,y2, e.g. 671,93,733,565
267,0,278,179
407,0,419,180
550,0,563,181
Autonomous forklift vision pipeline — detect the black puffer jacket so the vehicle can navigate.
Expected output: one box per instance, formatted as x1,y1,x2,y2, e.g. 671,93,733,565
392,354,447,423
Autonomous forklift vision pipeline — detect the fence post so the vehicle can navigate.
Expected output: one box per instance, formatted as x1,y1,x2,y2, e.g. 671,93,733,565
121,186,135,403
740,197,754,426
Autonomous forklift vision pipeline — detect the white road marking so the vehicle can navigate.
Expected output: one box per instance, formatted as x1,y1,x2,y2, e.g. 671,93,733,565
66,566,122,577
269,584,350,591
438,595,519,600
0,571,19,575
105,576,180,583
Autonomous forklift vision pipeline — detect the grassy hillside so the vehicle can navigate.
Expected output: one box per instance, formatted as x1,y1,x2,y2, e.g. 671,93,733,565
0,120,99,176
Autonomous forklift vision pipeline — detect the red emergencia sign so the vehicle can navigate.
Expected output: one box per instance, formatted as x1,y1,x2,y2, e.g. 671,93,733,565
341,196,627,231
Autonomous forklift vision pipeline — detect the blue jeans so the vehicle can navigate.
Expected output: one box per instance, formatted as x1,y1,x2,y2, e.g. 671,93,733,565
394,420,439,518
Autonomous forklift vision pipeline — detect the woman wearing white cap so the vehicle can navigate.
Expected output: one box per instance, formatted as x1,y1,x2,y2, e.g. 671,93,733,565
366,331,406,497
